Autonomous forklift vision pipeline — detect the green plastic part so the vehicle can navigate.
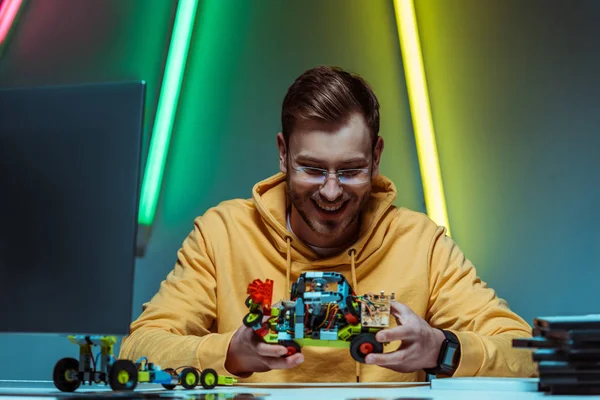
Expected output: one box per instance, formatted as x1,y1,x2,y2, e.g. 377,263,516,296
262,332,279,344
295,338,350,349
337,324,362,341
217,375,238,386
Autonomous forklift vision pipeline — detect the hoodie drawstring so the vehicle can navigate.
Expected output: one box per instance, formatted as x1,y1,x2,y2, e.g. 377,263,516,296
348,248,360,382
348,248,358,293
285,236,292,295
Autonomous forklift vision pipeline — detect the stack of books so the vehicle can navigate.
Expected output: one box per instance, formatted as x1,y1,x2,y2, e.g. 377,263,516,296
513,314,600,395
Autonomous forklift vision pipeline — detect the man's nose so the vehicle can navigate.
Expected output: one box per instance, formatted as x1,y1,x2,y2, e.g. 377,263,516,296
319,176,343,201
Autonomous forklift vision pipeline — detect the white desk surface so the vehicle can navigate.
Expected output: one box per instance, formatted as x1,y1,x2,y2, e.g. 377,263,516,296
0,378,597,399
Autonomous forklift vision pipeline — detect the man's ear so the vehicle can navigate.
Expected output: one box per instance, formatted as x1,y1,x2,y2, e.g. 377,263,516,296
276,132,288,174
372,136,384,177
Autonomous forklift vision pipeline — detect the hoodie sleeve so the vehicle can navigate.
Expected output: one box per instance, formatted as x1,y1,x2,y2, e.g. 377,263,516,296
426,226,538,378
118,217,237,377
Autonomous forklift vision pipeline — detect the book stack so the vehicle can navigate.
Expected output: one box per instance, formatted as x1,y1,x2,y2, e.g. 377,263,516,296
513,314,600,395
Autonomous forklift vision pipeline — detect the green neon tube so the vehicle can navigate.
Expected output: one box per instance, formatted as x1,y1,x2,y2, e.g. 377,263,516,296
138,0,199,225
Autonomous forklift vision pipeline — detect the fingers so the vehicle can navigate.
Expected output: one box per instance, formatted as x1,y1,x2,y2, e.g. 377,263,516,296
375,324,413,342
365,348,407,368
232,324,305,374
237,325,256,343
262,353,304,370
390,301,413,319
255,342,288,358
254,341,305,369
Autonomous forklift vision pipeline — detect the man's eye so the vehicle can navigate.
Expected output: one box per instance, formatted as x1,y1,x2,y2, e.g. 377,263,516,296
340,170,360,177
304,168,324,176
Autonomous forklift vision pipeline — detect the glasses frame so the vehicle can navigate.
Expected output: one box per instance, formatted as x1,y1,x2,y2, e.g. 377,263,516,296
290,165,371,185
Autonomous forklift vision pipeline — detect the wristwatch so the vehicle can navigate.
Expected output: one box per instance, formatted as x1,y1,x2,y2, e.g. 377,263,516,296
424,329,461,376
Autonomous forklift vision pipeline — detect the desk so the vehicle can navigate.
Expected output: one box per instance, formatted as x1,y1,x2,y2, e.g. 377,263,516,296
0,378,595,400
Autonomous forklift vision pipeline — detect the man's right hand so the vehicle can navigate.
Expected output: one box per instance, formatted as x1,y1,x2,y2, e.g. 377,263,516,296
225,323,304,376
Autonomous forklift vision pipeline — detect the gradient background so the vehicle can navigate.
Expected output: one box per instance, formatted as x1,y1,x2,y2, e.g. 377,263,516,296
0,0,598,380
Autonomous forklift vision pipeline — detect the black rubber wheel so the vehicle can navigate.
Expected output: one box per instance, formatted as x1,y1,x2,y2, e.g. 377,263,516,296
242,310,263,328
109,359,138,391
290,282,298,299
278,340,302,357
53,357,81,392
180,367,199,389
161,367,177,390
245,296,253,307
297,277,305,297
350,333,383,363
200,368,218,389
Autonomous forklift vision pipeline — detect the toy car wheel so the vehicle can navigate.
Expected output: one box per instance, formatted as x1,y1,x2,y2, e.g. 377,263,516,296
109,359,138,391
161,368,177,390
297,277,305,296
245,296,253,307
242,310,263,328
53,357,81,392
290,282,298,299
200,368,218,389
180,367,199,389
350,333,383,363
278,340,301,357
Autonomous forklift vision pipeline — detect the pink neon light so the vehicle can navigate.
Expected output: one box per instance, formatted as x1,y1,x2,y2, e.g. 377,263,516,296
0,0,23,45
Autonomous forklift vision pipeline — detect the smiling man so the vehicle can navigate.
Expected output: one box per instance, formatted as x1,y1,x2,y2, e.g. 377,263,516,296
120,66,537,382
282,113,380,253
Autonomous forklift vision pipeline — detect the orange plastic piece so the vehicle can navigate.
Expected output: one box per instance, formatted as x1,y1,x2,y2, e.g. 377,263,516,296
344,311,359,325
247,279,274,308
359,342,374,354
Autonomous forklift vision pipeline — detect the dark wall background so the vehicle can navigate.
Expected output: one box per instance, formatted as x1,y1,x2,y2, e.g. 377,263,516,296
0,0,178,380
0,0,420,379
415,0,600,321
0,0,597,381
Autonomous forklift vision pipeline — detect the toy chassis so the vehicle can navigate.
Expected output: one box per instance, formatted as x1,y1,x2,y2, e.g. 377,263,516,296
53,335,237,392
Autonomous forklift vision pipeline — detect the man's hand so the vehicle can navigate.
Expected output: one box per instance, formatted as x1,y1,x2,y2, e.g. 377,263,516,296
225,322,304,376
365,301,445,373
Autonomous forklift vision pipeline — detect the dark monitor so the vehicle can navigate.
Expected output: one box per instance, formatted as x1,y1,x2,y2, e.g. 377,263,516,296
0,81,145,335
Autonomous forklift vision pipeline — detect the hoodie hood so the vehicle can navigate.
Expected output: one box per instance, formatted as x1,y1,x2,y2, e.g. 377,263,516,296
252,172,398,270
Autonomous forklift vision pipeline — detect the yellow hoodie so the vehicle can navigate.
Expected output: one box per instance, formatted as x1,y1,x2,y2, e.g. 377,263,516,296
119,173,537,382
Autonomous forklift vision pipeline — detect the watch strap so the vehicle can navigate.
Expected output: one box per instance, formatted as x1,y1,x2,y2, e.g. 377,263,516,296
424,329,461,376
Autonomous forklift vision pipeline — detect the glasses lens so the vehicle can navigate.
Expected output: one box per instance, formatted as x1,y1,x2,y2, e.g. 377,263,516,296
338,170,370,184
297,167,326,184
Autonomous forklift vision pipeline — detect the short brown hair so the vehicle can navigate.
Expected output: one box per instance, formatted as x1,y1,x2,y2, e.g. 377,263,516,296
281,66,380,149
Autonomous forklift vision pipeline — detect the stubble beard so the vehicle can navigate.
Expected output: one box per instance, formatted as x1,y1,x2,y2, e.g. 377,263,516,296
286,175,371,240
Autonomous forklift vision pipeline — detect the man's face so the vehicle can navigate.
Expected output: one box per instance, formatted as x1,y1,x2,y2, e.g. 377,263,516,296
277,113,383,245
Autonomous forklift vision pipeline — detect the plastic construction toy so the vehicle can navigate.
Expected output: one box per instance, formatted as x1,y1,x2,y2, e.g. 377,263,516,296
53,335,237,392
243,272,393,363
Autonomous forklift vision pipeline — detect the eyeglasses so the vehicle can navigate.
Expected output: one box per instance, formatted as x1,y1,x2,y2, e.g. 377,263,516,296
291,166,371,185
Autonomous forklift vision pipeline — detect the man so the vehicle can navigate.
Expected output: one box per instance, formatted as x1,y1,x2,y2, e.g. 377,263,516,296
120,66,536,382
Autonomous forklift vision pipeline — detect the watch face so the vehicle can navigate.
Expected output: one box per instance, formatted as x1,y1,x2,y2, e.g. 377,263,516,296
444,344,458,366
442,341,461,370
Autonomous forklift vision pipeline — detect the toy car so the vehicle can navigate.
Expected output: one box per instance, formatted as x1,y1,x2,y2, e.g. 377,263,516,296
52,335,237,392
243,272,393,362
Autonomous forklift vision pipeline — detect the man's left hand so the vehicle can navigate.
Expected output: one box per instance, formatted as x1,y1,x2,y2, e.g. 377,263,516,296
365,301,446,373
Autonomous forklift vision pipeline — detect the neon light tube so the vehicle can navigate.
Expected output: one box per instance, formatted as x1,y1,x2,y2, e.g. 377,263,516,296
0,0,23,45
393,0,451,236
138,0,199,225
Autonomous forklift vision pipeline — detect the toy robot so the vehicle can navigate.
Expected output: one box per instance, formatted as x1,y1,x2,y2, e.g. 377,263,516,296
243,272,393,362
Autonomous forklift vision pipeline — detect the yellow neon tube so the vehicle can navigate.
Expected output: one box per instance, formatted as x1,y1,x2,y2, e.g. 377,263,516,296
393,0,451,236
